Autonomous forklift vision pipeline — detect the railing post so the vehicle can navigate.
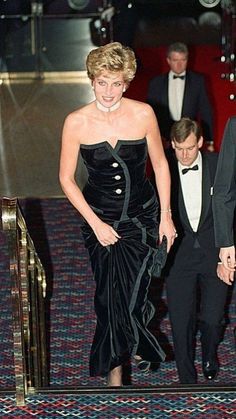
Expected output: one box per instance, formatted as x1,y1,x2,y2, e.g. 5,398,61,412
1,197,48,406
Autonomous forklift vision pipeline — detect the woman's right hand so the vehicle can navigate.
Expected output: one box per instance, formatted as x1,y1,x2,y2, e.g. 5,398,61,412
93,219,121,247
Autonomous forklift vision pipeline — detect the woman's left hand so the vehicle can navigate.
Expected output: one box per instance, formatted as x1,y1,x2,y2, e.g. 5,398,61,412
159,218,177,253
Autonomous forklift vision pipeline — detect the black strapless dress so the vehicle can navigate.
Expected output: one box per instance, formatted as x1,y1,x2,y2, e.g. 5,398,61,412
80,138,165,377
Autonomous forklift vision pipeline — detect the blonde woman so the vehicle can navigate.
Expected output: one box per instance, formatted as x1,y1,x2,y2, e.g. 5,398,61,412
59,42,176,386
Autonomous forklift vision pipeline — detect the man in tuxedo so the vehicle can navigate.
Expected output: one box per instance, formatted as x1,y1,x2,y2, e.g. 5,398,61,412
213,116,236,284
165,117,228,384
147,42,214,151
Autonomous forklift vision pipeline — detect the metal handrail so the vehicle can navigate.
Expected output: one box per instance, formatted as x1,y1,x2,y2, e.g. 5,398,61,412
1,197,47,406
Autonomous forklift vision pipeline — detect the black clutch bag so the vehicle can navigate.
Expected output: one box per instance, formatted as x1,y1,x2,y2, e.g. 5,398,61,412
152,235,168,277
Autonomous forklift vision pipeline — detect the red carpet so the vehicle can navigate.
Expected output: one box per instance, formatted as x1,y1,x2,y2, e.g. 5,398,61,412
127,45,236,151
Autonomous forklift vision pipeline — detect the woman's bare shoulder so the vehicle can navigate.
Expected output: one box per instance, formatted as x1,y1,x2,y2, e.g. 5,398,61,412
125,97,153,111
124,98,154,120
64,102,94,128
65,102,93,119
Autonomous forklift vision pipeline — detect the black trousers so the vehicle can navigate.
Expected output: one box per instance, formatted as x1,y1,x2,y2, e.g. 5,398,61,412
166,247,228,384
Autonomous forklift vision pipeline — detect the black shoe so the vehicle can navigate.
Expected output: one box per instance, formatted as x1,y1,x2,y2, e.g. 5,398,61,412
134,356,151,373
202,360,219,380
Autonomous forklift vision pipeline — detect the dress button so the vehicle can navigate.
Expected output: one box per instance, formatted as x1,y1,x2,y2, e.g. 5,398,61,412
114,175,121,180
112,162,119,168
115,189,122,194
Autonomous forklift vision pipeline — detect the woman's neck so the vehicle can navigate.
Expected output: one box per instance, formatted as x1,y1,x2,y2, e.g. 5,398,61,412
96,100,121,113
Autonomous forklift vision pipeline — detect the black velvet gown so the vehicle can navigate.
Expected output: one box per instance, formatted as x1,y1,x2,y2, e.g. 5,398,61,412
80,138,166,377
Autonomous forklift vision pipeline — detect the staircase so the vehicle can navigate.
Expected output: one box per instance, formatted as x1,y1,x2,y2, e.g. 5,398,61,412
0,197,235,416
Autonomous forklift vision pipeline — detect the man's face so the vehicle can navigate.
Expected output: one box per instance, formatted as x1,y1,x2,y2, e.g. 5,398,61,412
172,132,203,167
167,51,188,75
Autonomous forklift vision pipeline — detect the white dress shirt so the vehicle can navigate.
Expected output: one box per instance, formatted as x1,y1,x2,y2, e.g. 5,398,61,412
168,70,186,121
178,153,202,232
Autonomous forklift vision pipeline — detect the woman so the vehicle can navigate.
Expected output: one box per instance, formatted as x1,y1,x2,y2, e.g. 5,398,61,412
59,42,176,386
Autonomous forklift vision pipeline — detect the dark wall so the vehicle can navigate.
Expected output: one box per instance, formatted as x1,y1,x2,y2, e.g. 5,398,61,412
134,0,222,19
0,0,223,17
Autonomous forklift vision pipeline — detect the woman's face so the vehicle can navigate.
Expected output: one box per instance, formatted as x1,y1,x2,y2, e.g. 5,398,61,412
92,71,126,108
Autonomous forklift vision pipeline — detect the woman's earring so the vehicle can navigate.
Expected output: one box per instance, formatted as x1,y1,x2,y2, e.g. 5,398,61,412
123,88,126,93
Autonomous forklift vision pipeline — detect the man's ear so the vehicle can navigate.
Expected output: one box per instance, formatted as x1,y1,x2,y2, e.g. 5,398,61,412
198,136,204,149
171,140,176,149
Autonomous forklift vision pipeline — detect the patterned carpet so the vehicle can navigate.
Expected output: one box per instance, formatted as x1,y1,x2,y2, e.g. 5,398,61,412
0,392,236,418
0,198,235,416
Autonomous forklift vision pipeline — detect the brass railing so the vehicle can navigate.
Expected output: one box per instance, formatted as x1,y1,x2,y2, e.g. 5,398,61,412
1,197,48,406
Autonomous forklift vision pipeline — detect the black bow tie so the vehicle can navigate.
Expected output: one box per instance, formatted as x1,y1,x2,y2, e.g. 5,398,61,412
182,164,199,175
173,75,185,80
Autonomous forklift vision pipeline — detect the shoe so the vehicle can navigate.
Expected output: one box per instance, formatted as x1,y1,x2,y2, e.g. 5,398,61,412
202,360,219,380
134,356,151,373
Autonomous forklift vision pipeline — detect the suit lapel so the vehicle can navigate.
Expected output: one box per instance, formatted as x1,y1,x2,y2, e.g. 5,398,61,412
163,74,169,108
178,175,193,232
181,72,191,116
170,155,192,231
198,154,211,230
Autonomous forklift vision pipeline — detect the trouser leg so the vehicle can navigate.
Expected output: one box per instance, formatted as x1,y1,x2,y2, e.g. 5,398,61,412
166,268,198,384
199,272,228,361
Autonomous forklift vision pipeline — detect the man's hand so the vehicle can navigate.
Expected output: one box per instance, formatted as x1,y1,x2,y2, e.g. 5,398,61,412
219,246,236,270
217,262,235,285
206,143,215,152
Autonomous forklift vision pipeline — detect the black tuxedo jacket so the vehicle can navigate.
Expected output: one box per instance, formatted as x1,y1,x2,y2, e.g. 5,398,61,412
166,151,219,272
147,71,213,142
213,116,236,247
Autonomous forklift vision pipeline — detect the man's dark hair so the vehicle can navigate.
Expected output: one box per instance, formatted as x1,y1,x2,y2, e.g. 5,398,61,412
170,117,202,143
167,42,189,57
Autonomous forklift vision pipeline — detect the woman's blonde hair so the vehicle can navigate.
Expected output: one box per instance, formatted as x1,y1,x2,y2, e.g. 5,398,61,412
86,42,137,84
